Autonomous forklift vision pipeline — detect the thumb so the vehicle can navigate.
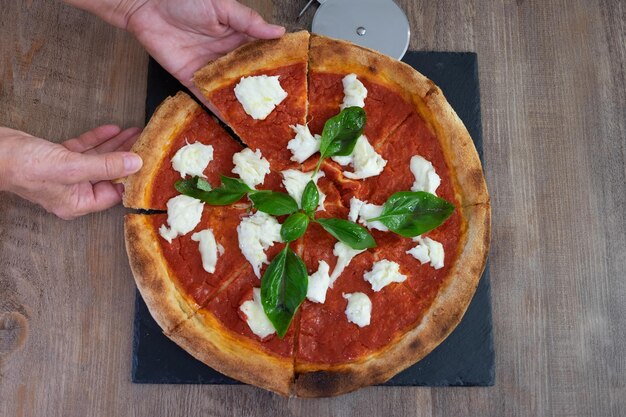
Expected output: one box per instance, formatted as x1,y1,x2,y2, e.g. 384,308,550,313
225,0,285,39
59,151,143,184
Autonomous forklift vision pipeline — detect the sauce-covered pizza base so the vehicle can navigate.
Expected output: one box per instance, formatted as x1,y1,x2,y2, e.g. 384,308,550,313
123,32,490,397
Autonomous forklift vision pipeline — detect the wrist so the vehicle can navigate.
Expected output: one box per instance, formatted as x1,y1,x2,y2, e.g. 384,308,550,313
64,0,149,30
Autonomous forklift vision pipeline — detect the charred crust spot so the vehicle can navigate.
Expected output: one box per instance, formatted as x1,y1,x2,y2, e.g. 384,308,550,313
297,371,346,397
368,65,378,74
409,338,424,352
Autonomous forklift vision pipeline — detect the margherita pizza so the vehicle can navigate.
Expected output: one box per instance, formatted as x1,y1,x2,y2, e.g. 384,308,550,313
122,31,490,397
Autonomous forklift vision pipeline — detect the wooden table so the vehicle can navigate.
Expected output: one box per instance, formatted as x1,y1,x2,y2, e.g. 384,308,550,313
1,1,624,415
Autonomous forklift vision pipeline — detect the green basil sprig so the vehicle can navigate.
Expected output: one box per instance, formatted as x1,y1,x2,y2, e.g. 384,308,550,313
367,191,455,237
261,244,308,338
314,218,376,250
176,176,298,216
314,106,366,174
280,212,309,242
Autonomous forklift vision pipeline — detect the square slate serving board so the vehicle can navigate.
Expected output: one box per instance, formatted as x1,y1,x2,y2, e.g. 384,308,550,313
132,51,494,387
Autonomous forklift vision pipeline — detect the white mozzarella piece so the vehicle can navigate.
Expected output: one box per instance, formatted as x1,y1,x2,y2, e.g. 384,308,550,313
363,259,407,292
348,197,388,232
341,73,368,109
232,148,270,189
343,292,372,327
171,141,214,178
239,288,276,339
331,135,386,179
406,236,445,269
410,155,441,195
287,124,321,163
306,260,331,304
234,75,287,120
281,169,326,210
158,195,204,243
191,229,224,274
237,211,282,278
330,241,366,286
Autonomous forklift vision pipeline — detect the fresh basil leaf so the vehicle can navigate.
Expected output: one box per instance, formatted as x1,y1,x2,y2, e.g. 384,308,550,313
194,177,212,191
220,175,252,192
319,106,366,158
315,218,376,250
248,191,299,216
175,177,246,205
281,212,309,242
301,180,319,215
261,245,308,338
368,191,455,237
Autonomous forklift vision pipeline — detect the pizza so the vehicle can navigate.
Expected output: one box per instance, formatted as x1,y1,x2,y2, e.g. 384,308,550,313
122,31,490,397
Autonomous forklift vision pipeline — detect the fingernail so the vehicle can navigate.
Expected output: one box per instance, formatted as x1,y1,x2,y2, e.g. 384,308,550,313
124,154,143,172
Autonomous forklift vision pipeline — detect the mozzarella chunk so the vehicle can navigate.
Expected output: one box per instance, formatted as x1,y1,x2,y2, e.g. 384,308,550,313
232,148,270,189
363,259,407,292
234,75,287,120
281,169,326,210
406,236,445,269
158,195,204,243
191,229,224,274
287,124,321,163
341,73,368,109
237,211,282,278
240,288,276,339
331,135,386,179
348,197,388,232
330,241,366,286
410,155,441,195
306,260,331,304
343,292,372,327
171,141,214,178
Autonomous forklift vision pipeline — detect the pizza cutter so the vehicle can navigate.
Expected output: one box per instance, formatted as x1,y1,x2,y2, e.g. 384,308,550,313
299,0,411,60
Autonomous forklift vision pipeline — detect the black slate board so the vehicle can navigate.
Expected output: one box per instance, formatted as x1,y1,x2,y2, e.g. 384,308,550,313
132,52,494,387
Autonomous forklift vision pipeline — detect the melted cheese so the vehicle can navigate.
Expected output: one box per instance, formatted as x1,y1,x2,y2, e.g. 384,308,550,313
406,236,445,269
363,259,407,291
239,288,276,339
234,75,287,120
237,211,282,278
191,229,224,274
410,155,441,195
287,124,321,163
341,73,367,109
348,197,388,232
232,148,270,189
343,292,372,327
171,141,214,178
306,260,331,304
158,195,204,243
331,135,386,179
330,241,365,286
281,169,326,210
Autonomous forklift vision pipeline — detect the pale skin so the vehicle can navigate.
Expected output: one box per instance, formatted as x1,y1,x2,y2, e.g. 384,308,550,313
0,0,284,219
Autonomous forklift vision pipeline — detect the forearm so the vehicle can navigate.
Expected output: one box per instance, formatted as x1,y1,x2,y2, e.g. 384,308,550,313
63,0,147,29
0,127,27,193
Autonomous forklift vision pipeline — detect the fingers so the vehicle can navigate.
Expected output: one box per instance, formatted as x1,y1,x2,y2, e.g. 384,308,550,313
62,124,122,153
88,127,142,154
89,181,124,212
224,0,285,40
57,151,143,184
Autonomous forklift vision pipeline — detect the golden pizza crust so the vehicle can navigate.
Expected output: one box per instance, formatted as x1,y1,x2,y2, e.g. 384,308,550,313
295,202,491,397
193,31,310,96
167,304,294,396
122,91,201,210
124,214,200,333
309,34,489,207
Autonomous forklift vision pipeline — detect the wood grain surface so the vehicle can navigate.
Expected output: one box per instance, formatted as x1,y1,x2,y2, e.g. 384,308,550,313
1,0,624,416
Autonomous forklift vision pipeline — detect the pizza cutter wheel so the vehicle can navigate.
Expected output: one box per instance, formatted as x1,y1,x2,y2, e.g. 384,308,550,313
301,0,410,60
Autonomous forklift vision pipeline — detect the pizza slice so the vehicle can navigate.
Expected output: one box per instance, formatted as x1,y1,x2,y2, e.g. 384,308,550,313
193,31,310,171
122,92,243,210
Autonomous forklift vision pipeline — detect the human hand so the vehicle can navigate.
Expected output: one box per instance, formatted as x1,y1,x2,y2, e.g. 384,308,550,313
0,125,142,220
126,0,285,95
